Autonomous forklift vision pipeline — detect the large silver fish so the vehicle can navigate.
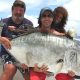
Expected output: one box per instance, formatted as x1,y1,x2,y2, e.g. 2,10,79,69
3,30,79,74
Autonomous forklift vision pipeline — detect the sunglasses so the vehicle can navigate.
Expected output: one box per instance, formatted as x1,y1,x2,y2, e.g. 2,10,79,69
42,14,53,18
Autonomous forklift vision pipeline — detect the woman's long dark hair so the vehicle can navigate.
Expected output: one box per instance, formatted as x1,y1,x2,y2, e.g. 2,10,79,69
51,6,68,33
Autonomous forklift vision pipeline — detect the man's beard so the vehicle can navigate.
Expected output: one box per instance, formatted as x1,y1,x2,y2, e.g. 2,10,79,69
12,15,24,24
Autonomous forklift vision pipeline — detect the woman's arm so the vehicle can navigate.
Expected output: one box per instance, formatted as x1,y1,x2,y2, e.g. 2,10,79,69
50,29,65,36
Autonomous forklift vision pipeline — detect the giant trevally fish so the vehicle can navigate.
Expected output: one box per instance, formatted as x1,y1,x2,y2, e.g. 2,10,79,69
1,28,80,74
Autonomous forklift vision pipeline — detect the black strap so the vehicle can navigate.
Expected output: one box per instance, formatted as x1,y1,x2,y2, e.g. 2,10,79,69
74,75,80,79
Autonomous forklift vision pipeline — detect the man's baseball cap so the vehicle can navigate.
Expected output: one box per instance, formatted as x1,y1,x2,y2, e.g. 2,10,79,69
40,7,53,17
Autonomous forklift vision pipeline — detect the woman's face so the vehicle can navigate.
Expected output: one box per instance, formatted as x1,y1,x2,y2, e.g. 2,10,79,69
54,13,63,24
41,11,53,28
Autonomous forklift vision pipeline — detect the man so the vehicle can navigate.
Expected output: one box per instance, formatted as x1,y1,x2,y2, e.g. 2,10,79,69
0,0,33,80
29,7,54,80
29,7,76,80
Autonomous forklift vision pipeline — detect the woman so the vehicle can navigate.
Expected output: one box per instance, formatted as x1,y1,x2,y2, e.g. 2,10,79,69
51,6,73,39
52,6,78,80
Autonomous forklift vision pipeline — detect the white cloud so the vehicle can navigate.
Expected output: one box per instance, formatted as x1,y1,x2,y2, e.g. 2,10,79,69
0,2,11,12
0,0,43,12
47,0,71,5
63,0,80,35
63,0,80,21
23,0,43,8
65,20,78,30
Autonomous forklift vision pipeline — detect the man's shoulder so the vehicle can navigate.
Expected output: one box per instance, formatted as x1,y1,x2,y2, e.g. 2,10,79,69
2,17,11,23
23,18,33,26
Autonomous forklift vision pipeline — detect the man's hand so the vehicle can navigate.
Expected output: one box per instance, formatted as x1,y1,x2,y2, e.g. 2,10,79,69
8,26,16,31
21,63,28,70
34,63,48,73
0,37,11,49
68,70,75,77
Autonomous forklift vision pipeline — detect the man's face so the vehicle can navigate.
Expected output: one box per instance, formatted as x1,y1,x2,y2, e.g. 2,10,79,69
41,11,53,28
12,6,25,23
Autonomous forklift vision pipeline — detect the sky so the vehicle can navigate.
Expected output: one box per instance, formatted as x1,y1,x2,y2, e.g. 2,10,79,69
0,0,80,37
